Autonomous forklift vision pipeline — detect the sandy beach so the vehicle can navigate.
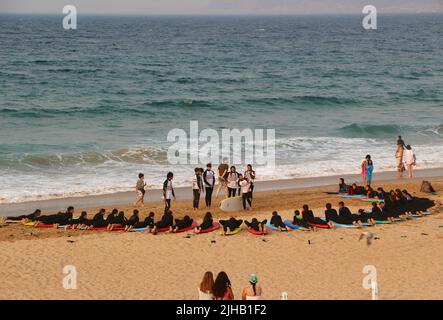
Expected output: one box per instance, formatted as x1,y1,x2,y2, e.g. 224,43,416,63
1,175,442,300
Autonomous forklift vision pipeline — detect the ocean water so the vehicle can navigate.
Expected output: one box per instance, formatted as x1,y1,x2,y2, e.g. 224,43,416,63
0,14,442,204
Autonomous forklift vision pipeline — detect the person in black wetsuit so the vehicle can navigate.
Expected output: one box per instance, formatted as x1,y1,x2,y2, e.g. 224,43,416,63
338,202,363,227
128,211,155,231
152,210,174,234
65,211,89,229
195,212,214,233
270,211,289,231
370,202,394,222
7,209,41,222
245,218,267,233
219,217,243,235
108,211,127,230
171,215,193,233
325,203,354,226
37,206,74,226
302,205,333,228
292,210,312,229
122,210,140,231
355,208,376,225
88,208,108,229
402,189,437,214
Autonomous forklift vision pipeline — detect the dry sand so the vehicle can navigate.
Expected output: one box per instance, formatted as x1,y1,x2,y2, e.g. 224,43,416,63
0,177,442,300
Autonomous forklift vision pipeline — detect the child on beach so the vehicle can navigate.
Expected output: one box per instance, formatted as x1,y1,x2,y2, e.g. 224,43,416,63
65,211,89,229
227,166,239,198
171,215,193,232
6,209,41,222
238,174,252,210
162,172,175,213
128,211,155,231
123,210,140,231
362,155,374,186
133,173,146,207
292,210,312,229
152,210,174,234
338,202,363,226
219,217,243,235
245,218,267,233
88,208,108,228
270,211,289,231
203,163,215,208
302,205,333,228
195,211,214,233
192,168,204,210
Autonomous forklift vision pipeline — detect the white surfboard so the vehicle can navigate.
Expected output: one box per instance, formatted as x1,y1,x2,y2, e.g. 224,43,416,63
219,196,250,212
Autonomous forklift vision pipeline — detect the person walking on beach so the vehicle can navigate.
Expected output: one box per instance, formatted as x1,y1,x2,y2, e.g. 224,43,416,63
364,155,374,186
203,163,215,208
192,168,203,210
215,158,229,198
404,145,416,179
162,172,175,212
133,173,146,207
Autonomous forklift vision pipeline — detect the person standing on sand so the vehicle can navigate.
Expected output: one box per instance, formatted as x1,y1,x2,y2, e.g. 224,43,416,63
192,167,203,210
162,172,175,213
133,173,146,207
203,163,215,208
215,158,229,198
364,155,374,186
404,145,416,179
396,136,406,178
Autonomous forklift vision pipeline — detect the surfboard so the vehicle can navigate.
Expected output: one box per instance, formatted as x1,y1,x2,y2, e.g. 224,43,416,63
361,198,383,203
319,217,358,228
130,227,147,232
266,221,283,231
195,222,220,234
339,195,365,199
375,220,391,224
24,221,37,227
247,227,267,235
307,222,330,229
283,220,302,230
219,196,250,212
224,226,242,236
35,223,55,228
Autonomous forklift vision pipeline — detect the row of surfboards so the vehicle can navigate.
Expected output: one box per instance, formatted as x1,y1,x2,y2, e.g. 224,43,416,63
17,211,432,236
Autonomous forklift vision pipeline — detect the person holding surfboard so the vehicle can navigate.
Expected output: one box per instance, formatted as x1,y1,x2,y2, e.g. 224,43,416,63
203,163,215,208
162,172,175,213
227,166,239,198
215,158,229,198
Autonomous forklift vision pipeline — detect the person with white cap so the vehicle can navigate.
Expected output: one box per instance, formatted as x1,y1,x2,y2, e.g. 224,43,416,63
242,274,262,300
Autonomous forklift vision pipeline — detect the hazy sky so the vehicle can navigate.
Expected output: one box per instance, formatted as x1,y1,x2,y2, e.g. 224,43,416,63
1,0,442,14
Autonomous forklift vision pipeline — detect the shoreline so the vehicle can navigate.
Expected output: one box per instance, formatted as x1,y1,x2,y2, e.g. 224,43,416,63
1,167,443,216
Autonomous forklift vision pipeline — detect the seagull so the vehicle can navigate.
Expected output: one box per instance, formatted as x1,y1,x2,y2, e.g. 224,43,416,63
359,232,375,246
